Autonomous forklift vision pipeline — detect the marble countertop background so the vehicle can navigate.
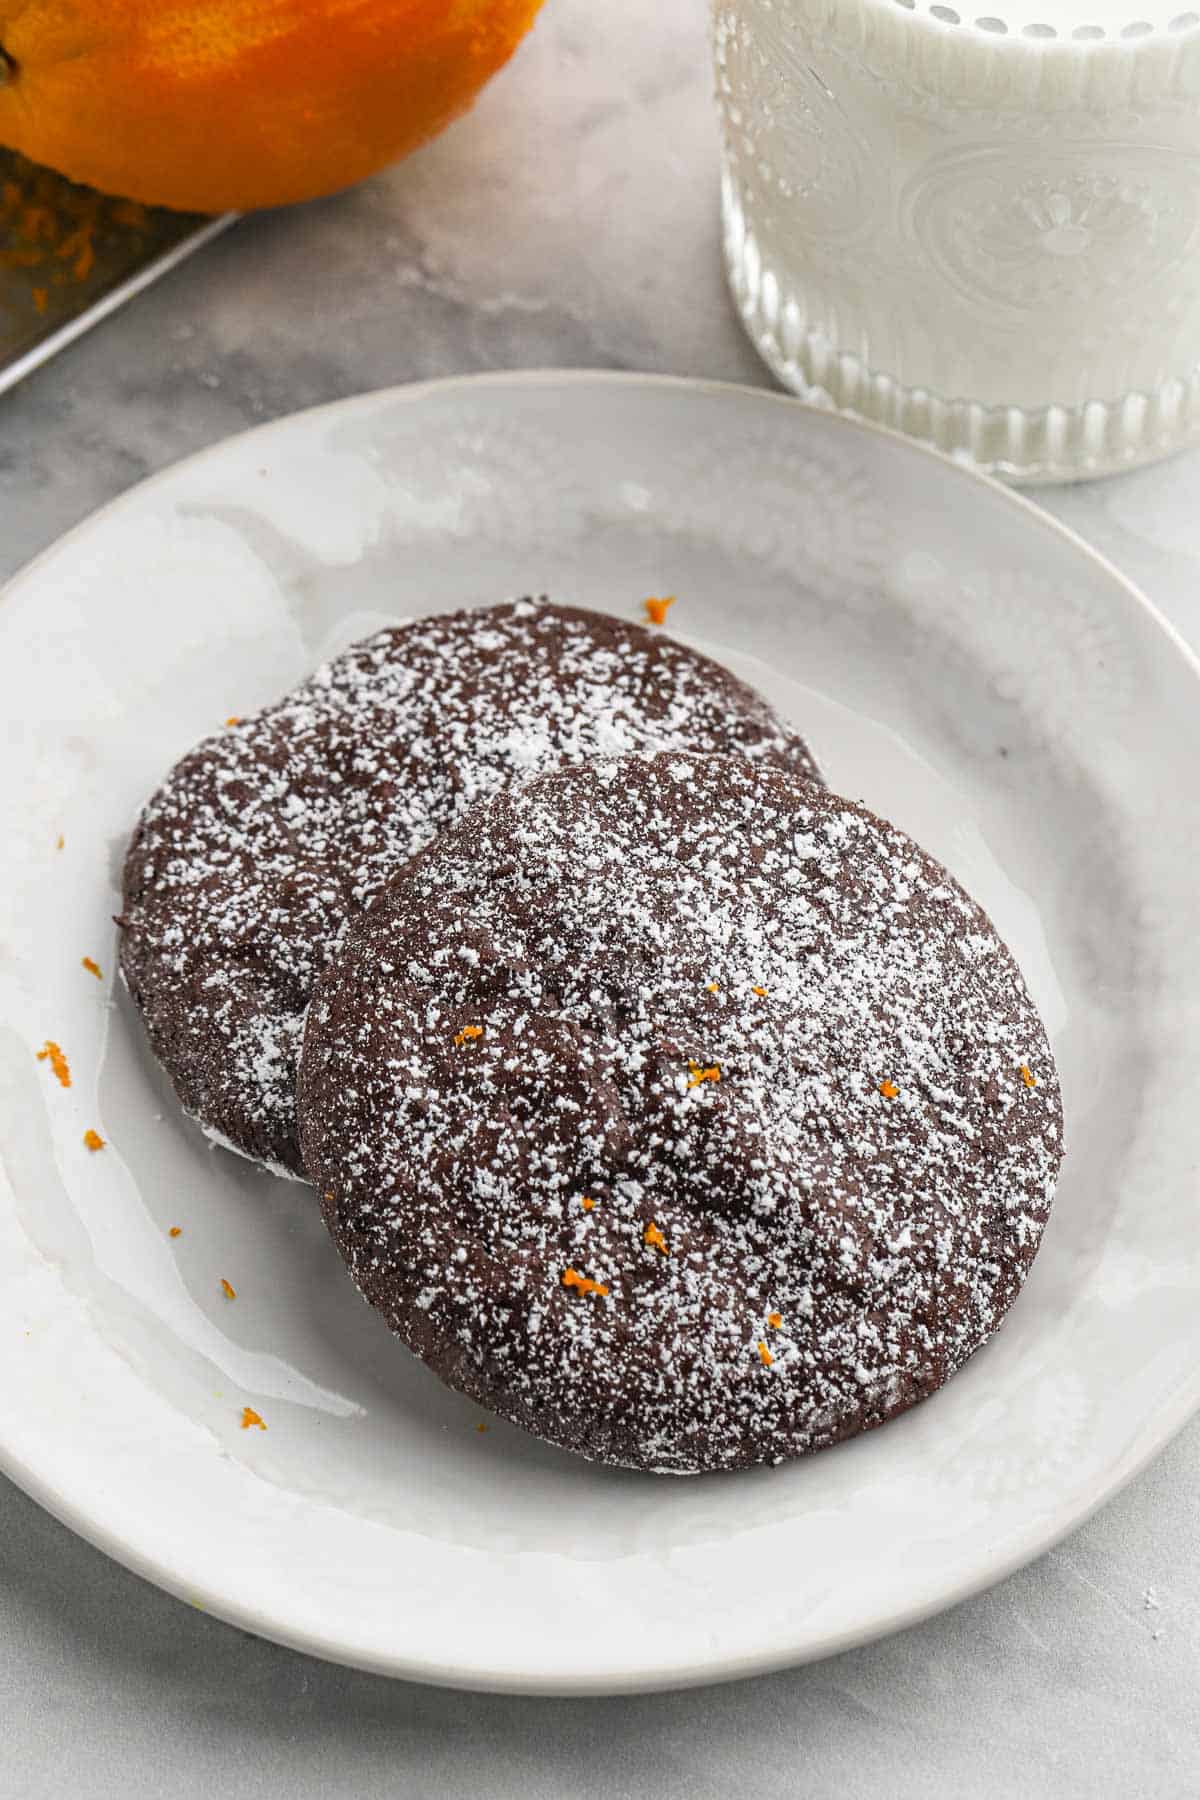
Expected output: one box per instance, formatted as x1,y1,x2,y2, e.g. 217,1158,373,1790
2,2,1198,1794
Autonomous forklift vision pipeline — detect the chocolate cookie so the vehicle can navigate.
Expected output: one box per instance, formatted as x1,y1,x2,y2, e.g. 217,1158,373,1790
119,601,820,1178
299,752,1064,1474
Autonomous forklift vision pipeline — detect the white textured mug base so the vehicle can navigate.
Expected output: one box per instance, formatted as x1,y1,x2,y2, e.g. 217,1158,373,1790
723,179,1200,485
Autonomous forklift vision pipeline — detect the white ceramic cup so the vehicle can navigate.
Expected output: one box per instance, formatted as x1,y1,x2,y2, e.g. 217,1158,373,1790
714,0,1200,480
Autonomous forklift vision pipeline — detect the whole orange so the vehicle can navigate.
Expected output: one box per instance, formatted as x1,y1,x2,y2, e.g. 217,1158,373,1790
0,0,544,213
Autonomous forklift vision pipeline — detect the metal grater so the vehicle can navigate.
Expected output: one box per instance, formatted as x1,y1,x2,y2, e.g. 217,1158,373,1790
0,149,234,397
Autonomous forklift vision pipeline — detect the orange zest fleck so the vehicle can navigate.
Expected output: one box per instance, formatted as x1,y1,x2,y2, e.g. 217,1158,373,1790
751,985,768,997
22,205,56,243
1019,1064,1037,1088
240,1407,266,1431
687,1060,721,1089
32,287,48,315
82,956,102,979
561,1267,609,1299
55,835,64,851
36,1041,71,1088
581,1195,595,1212
706,981,720,993
758,1341,774,1367
879,1079,899,1100
83,1129,105,1152
220,1278,237,1300
224,716,240,727
453,1024,483,1046
53,222,96,283
169,1226,182,1238
475,1421,489,1433
643,1221,669,1255
767,1312,783,1329
643,595,676,626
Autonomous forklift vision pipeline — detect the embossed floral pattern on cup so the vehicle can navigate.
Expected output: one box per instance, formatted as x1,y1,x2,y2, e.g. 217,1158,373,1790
906,147,1200,316
714,0,870,242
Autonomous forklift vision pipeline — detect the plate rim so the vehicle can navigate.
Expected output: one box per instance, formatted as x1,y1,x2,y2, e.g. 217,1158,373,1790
3,367,1200,1696
8,366,1200,681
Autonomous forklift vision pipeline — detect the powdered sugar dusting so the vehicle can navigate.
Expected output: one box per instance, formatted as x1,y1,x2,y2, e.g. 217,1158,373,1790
118,601,820,1176
300,753,1064,1475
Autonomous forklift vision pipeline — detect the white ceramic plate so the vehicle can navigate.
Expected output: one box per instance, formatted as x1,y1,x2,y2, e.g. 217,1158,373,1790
2,373,1199,1695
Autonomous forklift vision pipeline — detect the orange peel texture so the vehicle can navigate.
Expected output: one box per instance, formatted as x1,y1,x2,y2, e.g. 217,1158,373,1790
0,0,545,213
